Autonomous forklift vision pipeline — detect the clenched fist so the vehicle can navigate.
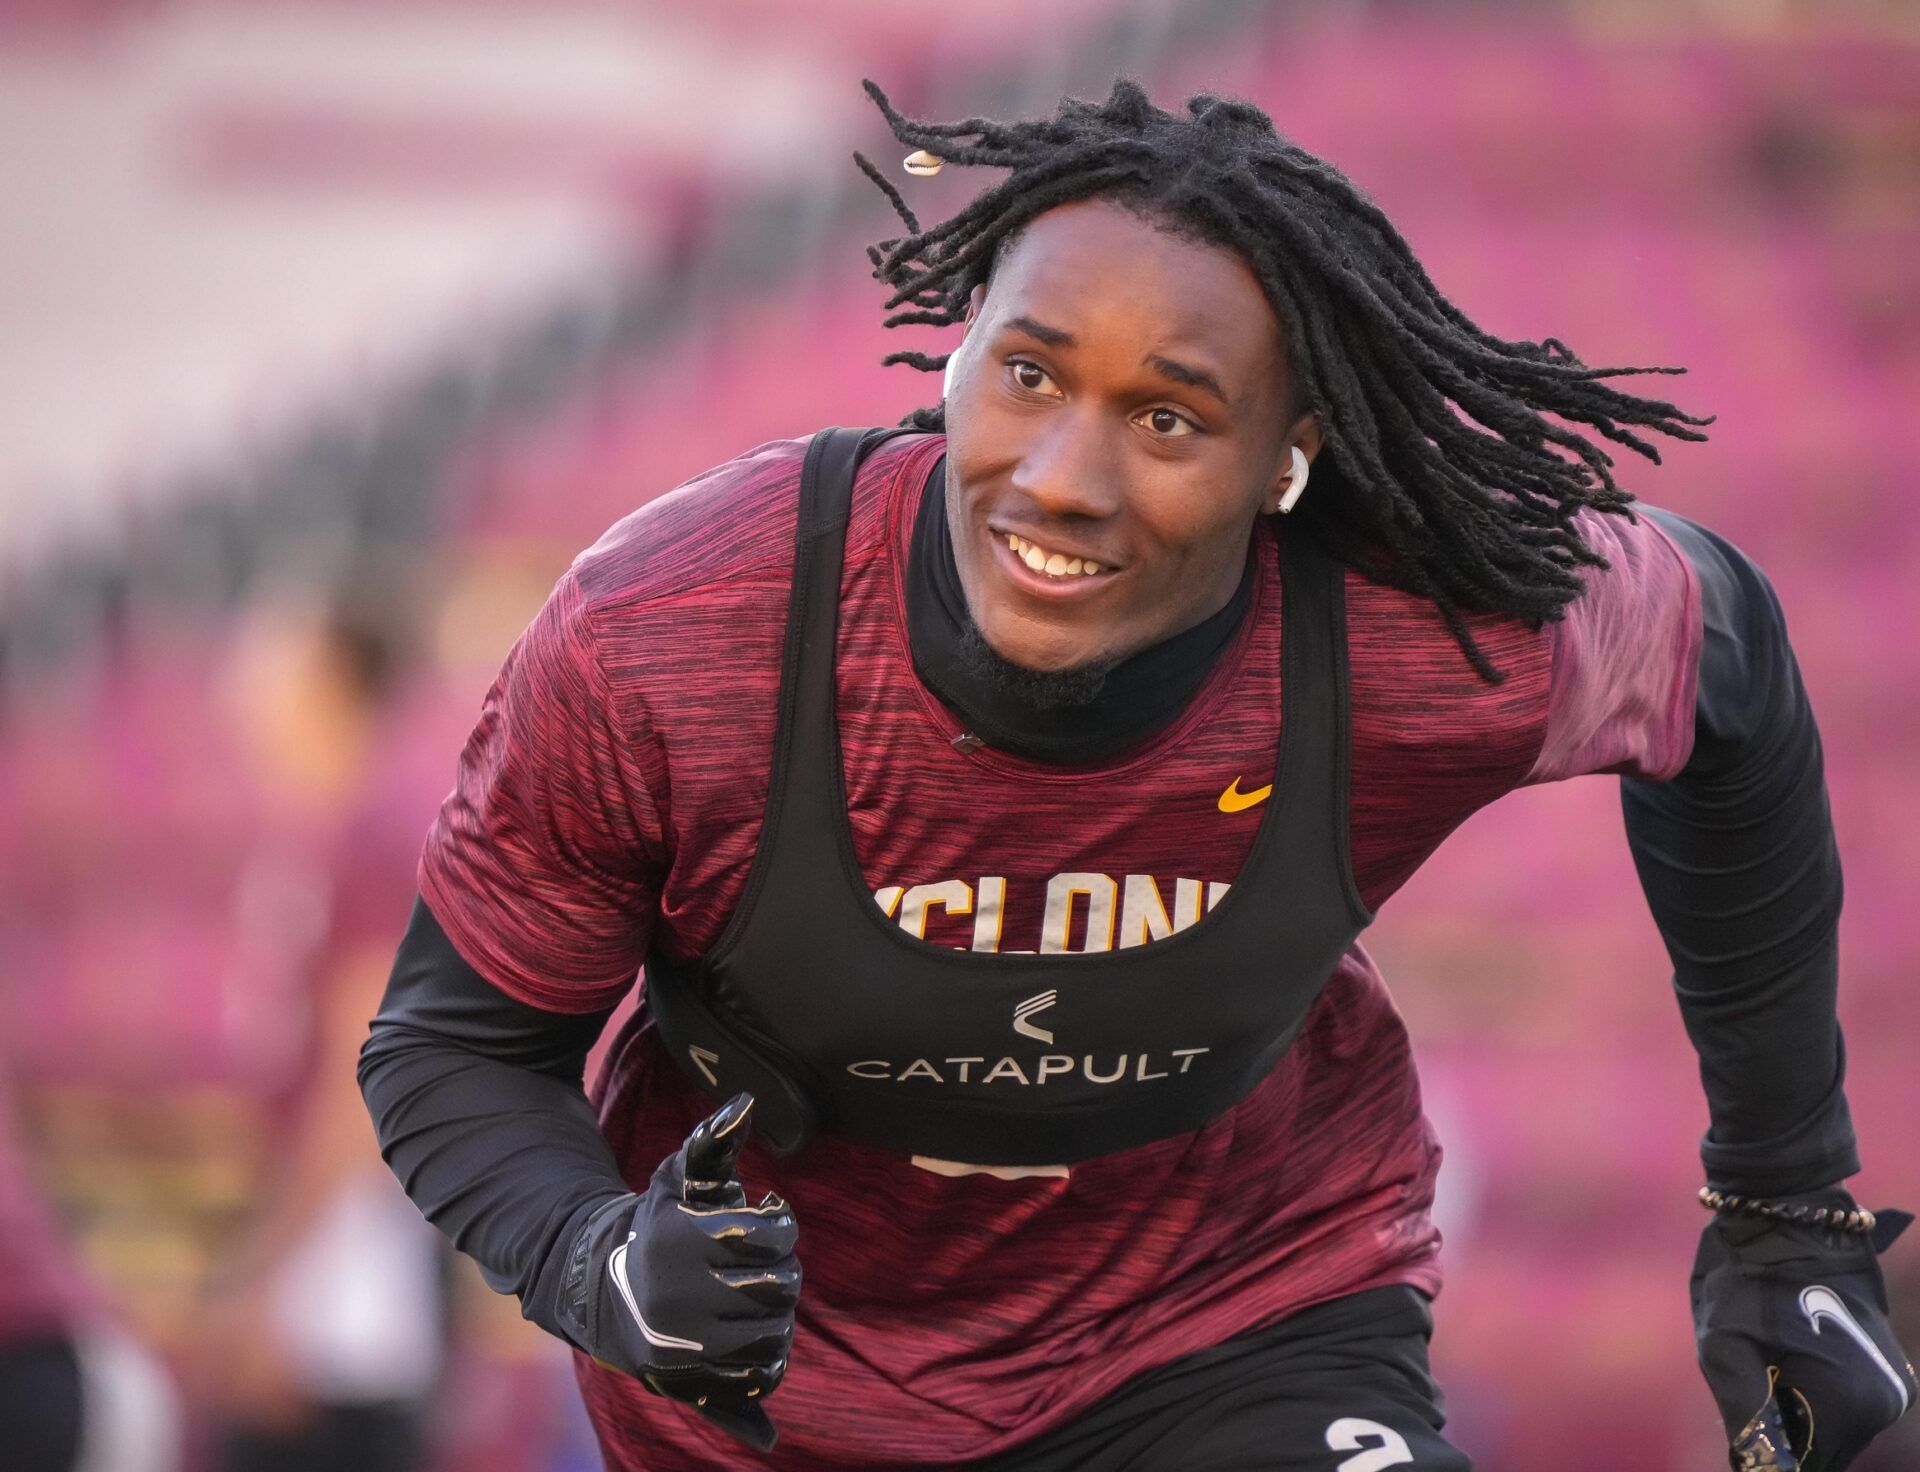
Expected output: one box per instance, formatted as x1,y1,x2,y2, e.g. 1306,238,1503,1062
555,1093,801,1451
1693,1188,1914,1471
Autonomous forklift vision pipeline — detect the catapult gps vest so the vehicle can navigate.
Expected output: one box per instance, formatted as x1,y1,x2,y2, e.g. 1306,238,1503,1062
645,427,1372,1164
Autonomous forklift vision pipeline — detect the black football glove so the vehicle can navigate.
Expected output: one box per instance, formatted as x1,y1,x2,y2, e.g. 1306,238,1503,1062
1692,1187,1915,1471
555,1093,800,1452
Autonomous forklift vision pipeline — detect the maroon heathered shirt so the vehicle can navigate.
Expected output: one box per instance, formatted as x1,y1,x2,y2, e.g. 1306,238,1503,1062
420,432,1701,1469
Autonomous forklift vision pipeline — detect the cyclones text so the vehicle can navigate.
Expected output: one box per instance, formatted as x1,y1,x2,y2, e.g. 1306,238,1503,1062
872,871,1230,953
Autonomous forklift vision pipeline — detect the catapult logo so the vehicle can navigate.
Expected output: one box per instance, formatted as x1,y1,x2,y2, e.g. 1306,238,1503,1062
843,991,1211,1088
1012,990,1056,1043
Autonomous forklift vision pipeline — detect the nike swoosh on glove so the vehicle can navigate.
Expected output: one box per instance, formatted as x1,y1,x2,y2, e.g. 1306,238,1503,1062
1692,1187,1916,1471
554,1092,800,1452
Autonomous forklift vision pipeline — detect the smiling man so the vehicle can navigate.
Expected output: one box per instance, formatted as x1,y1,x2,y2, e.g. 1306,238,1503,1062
359,82,1912,1471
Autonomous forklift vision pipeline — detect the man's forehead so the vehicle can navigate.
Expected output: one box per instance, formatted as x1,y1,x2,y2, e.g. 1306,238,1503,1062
984,201,1284,387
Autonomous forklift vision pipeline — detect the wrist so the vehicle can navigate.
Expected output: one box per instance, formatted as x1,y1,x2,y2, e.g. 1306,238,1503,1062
531,1190,636,1350
1702,1143,1860,1200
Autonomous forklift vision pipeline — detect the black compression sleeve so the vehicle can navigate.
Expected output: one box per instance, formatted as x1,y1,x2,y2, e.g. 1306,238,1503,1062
1620,508,1858,1197
357,895,632,1337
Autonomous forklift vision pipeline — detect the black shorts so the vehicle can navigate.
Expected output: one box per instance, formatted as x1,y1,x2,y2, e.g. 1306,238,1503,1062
220,1402,425,1472
972,1286,1469,1472
0,1335,85,1472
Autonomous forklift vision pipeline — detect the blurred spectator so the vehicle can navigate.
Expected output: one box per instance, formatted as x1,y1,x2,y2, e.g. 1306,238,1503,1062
1,1076,182,1472
187,593,448,1472
0,1087,90,1471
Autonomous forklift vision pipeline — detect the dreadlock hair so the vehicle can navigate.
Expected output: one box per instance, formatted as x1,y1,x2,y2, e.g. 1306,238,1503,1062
852,78,1713,682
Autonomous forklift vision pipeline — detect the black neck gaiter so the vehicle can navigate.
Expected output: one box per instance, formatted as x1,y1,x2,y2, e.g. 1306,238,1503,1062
905,458,1255,764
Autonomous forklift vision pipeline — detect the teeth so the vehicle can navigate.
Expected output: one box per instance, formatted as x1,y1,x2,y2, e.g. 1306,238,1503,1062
1005,533,1106,579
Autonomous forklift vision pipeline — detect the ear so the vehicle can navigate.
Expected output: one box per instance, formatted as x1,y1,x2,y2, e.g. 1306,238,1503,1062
1263,413,1324,516
960,282,988,339
945,285,991,400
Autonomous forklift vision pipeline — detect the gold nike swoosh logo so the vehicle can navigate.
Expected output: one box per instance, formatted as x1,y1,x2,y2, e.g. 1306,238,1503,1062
1218,777,1272,813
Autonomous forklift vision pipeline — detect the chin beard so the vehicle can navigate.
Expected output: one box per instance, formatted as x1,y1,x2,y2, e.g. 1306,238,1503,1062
956,621,1118,711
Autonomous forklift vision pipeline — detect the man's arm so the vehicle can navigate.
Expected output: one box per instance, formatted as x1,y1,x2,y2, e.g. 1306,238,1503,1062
357,894,626,1325
357,566,652,1315
359,896,801,1451
1610,512,1916,1467
360,552,802,1449
1619,507,1856,1197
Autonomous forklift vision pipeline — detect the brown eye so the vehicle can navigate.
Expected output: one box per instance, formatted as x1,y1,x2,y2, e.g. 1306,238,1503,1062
1144,407,1196,437
1006,358,1067,395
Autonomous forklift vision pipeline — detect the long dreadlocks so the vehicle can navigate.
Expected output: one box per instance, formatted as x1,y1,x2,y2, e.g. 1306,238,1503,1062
853,78,1713,682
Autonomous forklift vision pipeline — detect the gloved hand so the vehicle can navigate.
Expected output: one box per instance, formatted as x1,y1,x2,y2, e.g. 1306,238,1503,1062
555,1093,800,1451
1692,1186,1915,1471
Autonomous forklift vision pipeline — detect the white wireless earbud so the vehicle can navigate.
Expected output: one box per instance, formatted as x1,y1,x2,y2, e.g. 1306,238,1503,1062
1275,445,1312,514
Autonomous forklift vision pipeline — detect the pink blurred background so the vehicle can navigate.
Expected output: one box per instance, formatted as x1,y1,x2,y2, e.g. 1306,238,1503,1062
1,2,1915,1468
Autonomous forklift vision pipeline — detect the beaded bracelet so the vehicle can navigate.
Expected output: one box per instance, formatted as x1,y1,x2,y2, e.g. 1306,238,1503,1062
1700,1187,1877,1236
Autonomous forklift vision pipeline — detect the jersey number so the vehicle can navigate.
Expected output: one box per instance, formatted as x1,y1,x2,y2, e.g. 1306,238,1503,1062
1326,1418,1413,1471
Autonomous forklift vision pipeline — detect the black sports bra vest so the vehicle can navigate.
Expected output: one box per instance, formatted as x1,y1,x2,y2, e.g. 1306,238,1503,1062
644,428,1373,1165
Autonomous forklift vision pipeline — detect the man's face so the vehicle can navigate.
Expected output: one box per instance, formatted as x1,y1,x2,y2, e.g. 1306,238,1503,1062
941,197,1316,674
